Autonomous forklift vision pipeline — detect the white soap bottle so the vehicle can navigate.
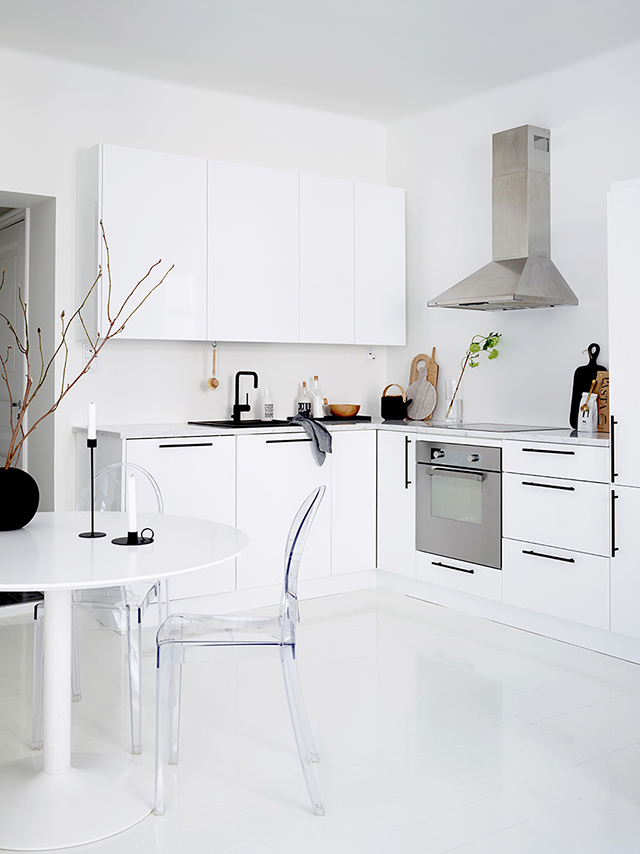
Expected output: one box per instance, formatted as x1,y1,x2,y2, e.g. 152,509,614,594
260,387,274,422
311,375,326,419
295,382,312,417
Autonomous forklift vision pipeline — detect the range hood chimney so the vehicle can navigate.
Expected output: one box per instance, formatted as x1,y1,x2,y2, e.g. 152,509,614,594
428,124,578,310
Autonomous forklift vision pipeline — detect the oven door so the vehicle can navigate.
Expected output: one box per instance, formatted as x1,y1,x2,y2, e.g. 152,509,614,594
416,463,501,569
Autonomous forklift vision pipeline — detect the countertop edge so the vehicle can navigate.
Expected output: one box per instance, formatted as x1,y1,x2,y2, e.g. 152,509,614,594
73,421,610,447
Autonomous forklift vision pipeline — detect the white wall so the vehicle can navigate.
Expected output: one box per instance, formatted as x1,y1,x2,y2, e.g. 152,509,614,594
387,40,640,426
0,47,387,508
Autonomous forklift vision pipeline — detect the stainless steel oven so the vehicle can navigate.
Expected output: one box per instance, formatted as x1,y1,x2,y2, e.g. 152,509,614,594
416,441,502,569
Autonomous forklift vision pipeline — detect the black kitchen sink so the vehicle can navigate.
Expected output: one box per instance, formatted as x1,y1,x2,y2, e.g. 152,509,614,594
188,419,296,429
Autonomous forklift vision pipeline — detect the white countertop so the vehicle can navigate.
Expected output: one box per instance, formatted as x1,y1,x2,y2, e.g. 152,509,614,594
74,419,609,447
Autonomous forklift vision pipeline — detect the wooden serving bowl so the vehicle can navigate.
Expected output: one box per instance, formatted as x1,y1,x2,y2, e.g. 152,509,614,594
329,404,361,418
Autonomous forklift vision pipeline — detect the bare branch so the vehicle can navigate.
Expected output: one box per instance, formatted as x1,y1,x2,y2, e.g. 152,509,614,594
4,226,172,468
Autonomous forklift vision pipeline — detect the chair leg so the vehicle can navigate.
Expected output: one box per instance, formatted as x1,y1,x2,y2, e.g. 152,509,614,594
126,605,143,755
280,648,325,816
71,606,81,703
31,604,44,750
154,649,172,815
168,661,182,765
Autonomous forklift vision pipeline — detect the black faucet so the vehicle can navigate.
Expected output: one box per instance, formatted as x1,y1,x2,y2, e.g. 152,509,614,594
233,371,259,423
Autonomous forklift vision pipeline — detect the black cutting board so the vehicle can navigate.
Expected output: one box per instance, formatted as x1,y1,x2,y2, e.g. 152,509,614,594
569,343,607,429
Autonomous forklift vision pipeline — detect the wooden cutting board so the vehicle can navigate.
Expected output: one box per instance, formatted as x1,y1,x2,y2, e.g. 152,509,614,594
407,350,438,420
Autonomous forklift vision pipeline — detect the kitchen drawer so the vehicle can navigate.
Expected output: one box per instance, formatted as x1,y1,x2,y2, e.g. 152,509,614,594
502,538,609,629
503,472,610,556
503,440,609,483
416,551,502,601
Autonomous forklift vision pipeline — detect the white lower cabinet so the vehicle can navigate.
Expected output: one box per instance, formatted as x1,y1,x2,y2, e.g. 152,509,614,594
502,538,609,629
235,433,332,589
331,431,376,575
503,472,610,557
124,436,236,600
416,551,502,600
377,430,416,578
611,484,640,638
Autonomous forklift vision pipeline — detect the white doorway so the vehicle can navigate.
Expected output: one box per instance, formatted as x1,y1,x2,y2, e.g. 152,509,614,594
0,192,55,508
0,214,27,467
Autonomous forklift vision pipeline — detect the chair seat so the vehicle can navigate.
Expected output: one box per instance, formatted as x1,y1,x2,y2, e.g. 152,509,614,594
158,612,290,647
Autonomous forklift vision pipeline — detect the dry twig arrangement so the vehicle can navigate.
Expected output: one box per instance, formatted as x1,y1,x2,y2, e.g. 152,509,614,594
0,222,173,469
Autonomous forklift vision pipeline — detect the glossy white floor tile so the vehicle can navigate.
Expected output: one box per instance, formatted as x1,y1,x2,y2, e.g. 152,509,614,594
1,589,640,853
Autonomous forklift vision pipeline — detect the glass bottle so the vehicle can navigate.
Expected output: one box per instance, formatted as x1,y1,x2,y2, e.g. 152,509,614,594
311,375,326,419
296,382,312,417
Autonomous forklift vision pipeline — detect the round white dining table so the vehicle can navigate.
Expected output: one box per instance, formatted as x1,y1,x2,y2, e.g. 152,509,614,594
0,511,249,851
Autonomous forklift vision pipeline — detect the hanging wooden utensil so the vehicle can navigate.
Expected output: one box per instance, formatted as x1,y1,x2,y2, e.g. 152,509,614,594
207,343,219,390
407,351,438,420
406,353,437,420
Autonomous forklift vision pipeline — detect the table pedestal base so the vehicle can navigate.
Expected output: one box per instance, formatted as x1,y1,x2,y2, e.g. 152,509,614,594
0,754,153,851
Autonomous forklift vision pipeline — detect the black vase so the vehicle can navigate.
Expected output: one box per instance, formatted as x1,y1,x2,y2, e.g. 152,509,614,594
0,467,40,530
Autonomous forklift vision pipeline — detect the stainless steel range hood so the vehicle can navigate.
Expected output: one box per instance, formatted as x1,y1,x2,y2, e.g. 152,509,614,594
428,124,578,311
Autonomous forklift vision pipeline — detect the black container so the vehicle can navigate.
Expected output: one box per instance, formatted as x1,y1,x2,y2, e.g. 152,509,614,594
381,384,411,421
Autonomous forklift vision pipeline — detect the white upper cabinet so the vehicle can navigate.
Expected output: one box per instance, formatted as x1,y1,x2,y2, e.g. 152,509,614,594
207,160,300,343
79,144,405,345
608,178,640,487
81,144,208,341
299,174,355,344
355,182,406,346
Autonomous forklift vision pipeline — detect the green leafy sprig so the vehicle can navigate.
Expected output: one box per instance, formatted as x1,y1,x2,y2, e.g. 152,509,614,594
446,332,501,420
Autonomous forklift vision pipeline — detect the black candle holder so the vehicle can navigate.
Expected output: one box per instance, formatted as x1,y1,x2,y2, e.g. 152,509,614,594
79,438,106,539
112,527,155,546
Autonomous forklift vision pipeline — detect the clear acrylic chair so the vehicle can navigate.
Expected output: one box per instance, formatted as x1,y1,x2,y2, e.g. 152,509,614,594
32,462,169,755
154,485,326,817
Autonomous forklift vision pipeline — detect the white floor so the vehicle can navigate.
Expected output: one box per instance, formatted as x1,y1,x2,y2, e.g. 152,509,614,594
1,588,640,853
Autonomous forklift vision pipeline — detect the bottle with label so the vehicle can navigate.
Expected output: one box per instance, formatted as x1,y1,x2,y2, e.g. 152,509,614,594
260,387,274,422
295,382,312,417
311,375,326,419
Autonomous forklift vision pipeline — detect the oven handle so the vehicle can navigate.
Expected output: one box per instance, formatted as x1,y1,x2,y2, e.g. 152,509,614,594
421,464,484,483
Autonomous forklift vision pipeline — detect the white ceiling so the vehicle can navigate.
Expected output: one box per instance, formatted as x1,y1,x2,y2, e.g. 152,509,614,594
1,0,640,121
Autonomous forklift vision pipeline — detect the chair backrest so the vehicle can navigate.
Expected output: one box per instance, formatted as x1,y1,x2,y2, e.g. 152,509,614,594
76,462,164,514
280,486,326,629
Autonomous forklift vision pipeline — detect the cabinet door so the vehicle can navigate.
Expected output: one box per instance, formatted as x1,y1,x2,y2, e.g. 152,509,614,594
208,160,299,343
611,484,640,638
331,431,376,575
99,144,207,340
608,180,640,487
503,538,609,629
354,183,406,346
503,473,610,557
299,174,355,344
236,434,331,589
125,436,236,599
377,431,416,578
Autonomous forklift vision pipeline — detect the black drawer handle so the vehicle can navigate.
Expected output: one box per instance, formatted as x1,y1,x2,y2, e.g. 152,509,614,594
266,438,312,444
522,549,575,563
521,447,575,456
432,561,474,574
159,442,214,448
521,481,575,491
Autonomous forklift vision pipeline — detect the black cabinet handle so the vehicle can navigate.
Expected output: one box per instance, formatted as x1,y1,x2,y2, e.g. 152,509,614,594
521,447,575,456
521,481,575,491
432,561,474,574
159,442,213,448
611,417,618,481
612,490,619,557
522,549,575,564
405,436,412,489
266,438,312,444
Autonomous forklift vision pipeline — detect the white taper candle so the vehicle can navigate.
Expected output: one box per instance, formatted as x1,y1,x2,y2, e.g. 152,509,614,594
127,473,137,533
88,401,96,441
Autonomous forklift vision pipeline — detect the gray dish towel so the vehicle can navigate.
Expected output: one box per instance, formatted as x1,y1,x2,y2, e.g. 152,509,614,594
289,415,332,465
